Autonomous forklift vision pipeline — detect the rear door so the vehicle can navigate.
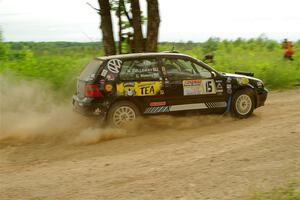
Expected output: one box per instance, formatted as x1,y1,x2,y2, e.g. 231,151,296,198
116,57,166,112
160,57,226,112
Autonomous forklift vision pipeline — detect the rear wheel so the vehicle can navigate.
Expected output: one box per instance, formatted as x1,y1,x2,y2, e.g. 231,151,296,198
107,101,140,127
231,89,255,118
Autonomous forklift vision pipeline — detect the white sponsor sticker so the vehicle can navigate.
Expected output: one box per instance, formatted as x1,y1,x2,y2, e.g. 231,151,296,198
216,82,223,92
183,79,216,95
107,59,122,73
101,69,108,77
106,74,115,81
217,83,222,88
183,80,202,95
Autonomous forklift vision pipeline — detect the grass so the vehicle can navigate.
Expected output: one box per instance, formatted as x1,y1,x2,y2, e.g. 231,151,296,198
252,182,300,200
1,38,299,98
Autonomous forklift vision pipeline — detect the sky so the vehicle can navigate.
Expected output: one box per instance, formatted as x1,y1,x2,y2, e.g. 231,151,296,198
0,0,299,42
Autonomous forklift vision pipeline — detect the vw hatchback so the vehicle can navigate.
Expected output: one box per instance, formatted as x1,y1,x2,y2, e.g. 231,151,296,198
73,52,268,127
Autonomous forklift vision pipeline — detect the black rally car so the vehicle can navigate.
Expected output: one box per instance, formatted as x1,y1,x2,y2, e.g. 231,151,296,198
73,52,268,127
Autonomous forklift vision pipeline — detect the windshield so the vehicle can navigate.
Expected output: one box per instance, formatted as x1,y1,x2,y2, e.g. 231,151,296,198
79,59,103,81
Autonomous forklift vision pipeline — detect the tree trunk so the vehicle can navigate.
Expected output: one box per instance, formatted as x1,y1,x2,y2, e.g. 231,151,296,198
145,0,160,52
118,0,122,54
98,0,116,55
130,0,144,52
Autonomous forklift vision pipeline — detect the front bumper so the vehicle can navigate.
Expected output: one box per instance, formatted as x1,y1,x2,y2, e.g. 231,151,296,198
256,88,268,108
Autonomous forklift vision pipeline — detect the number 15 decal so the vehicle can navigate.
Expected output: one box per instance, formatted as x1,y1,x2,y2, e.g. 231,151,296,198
206,81,212,92
204,80,216,94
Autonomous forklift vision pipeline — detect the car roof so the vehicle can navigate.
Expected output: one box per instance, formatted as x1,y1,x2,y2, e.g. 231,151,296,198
95,52,219,74
96,52,190,60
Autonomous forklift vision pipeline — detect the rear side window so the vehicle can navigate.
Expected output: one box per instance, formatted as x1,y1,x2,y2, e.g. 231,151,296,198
79,59,103,80
119,59,161,81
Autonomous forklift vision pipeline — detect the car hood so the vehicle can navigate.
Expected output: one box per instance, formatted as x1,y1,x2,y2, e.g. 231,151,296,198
223,73,262,82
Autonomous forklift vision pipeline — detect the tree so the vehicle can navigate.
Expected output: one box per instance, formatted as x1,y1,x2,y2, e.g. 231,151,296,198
117,0,123,54
110,0,134,54
145,0,160,52
130,0,144,52
98,0,116,55
96,0,160,55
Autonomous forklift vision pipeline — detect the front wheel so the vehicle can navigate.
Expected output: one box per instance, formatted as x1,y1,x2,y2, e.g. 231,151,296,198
107,101,140,128
231,89,255,118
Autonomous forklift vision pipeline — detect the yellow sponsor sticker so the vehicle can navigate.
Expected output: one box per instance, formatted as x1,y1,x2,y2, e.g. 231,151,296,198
117,81,162,96
237,77,249,85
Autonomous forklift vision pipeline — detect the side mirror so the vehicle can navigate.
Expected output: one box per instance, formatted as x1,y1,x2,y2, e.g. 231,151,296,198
211,71,217,78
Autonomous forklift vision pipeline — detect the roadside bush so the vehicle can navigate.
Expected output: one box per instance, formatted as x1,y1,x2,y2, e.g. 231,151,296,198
0,32,8,60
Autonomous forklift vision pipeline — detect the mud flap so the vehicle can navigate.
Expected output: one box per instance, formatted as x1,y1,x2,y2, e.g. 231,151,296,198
225,95,232,113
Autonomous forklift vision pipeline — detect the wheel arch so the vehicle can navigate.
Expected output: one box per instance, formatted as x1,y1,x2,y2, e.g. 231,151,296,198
108,97,143,116
233,85,257,108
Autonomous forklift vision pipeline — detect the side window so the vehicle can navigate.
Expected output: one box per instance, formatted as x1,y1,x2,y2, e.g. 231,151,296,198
191,62,212,79
119,59,161,81
162,58,211,80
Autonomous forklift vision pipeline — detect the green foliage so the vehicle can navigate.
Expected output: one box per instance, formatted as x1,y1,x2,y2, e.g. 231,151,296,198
1,38,299,99
0,32,8,60
202,37,220,54
160,38,300,89
0,42,101,97
252,182,300,200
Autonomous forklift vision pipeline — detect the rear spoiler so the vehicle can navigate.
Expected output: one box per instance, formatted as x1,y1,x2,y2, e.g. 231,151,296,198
235,71,254,77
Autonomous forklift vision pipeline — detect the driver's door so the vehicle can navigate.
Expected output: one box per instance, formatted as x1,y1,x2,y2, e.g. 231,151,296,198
161,57,226,112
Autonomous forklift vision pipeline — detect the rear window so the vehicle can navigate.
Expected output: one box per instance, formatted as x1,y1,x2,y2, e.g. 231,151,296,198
79,59,103,81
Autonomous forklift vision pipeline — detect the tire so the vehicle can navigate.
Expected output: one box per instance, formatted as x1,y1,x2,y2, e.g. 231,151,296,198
107,101,140,128
231,88,255,118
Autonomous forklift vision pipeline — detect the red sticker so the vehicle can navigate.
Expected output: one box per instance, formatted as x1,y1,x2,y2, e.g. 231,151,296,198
149,101,166,107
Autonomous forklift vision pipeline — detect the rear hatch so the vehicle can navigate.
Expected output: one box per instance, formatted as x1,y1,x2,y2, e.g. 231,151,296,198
76,59,103,99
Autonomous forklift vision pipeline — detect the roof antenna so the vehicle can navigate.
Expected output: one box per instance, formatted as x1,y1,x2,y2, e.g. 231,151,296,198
81,31,94,43
80,30,97,58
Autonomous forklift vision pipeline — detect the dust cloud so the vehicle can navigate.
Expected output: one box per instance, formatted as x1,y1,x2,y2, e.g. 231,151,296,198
0,75,125,145
0,75,231,145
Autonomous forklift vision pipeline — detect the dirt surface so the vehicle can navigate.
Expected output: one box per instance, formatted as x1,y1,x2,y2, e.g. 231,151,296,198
0,90,300,200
